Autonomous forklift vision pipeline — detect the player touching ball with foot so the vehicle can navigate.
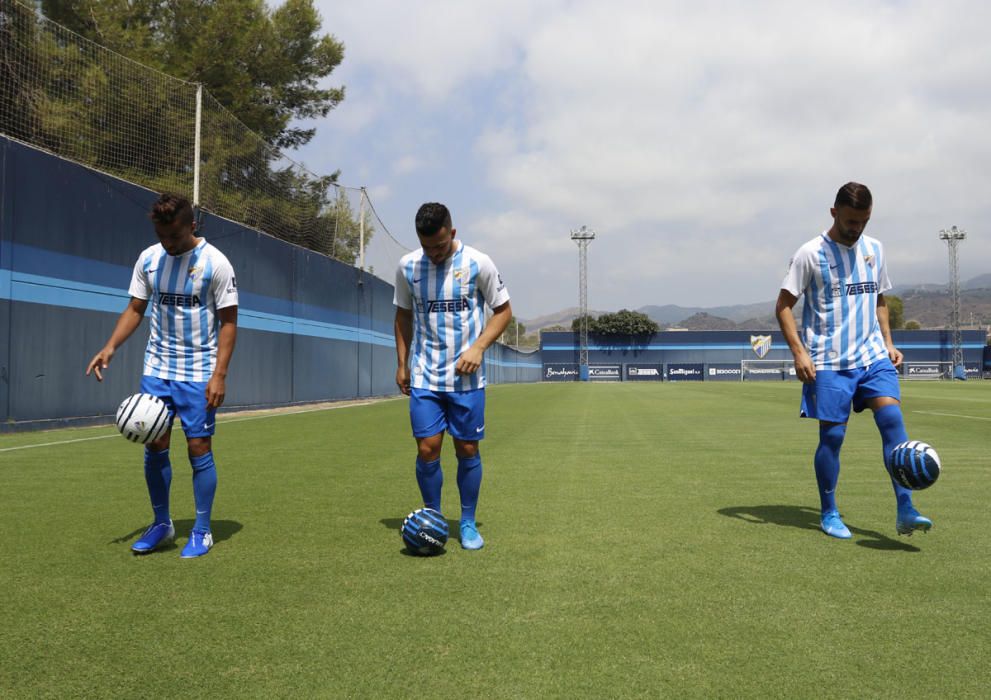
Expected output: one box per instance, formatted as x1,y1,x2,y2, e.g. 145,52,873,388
393,203,512,551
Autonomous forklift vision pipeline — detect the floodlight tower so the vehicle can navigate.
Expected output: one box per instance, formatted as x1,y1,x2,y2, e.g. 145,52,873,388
571,225,596,380
938,226,967,375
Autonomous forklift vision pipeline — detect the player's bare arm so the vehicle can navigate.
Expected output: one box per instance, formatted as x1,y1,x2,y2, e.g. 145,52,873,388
86,297,149,381
876,294,903,368
206,306,238,409
456,301,512,375
394,306,414,395
774,289,815,383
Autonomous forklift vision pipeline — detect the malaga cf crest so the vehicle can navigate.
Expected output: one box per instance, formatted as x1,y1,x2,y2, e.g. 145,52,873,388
750,335,772,358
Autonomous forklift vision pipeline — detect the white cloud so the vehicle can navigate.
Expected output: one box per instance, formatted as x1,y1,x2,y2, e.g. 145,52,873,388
307,0,991,315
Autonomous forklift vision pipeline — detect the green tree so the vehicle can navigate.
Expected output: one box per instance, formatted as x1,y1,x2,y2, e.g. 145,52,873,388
904,320,922,330
13,0,362,261
500,316,527,346
885,294,905,329
589,309,659,335
571,314,599,334
40,0,345,149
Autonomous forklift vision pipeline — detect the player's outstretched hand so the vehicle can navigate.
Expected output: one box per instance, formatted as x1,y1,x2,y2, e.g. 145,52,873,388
86,348,114,381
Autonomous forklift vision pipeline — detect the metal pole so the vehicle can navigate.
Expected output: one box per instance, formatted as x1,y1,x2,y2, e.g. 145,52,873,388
358,187,367,270
193,84,202,207
938,226,967,378
571,226,596,380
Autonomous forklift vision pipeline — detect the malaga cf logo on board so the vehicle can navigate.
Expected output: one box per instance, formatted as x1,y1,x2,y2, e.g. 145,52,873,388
750,335,771,359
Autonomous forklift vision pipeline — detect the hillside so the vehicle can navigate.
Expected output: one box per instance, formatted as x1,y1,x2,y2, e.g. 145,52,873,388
521,275,991,332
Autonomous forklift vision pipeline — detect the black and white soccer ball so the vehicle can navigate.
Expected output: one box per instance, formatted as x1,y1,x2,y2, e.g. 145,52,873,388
115,393,170,444
887,440,941,490
401,508,448,556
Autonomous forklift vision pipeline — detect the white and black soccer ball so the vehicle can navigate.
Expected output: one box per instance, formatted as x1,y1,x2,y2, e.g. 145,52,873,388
401,508,448,556
115,393,170,444
887,440,941,490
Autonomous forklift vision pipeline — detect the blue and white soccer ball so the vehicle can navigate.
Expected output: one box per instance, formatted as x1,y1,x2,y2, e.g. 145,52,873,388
887,440,941,490
401,508,448,556
115,393,170,444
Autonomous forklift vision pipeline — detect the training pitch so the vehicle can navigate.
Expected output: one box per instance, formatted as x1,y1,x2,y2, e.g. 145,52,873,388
1,382,988,697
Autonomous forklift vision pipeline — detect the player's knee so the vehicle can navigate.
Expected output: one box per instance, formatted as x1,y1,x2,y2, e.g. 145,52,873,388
873,403,904,429
454,441,479,459
417,442,441,462
818,422,846,452
187,437,212,459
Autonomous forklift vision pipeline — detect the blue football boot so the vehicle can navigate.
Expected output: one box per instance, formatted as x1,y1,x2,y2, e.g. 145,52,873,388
132,520,175,554
896,505,933,536
820,510,852,539
180,529,214,558
460,521,484,550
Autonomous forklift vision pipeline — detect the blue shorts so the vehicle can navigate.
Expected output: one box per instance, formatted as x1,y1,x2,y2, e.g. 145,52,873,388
139,376,216,439
800,358,900,423
409,388,486,441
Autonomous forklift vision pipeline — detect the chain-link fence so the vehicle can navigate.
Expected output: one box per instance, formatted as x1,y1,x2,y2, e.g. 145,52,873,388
0,0,410,280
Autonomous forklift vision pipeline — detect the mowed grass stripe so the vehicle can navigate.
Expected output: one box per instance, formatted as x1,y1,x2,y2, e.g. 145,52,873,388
0,382,988,698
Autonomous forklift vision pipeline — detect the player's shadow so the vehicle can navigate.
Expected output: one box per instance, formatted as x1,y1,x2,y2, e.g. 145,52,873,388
717,505,920,552
380,517,480,557
110,519,244,553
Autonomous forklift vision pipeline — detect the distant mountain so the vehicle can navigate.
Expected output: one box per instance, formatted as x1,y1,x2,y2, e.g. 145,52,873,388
521,274,991,332
964,273,991,290
638,301,771,325
520,307,608,332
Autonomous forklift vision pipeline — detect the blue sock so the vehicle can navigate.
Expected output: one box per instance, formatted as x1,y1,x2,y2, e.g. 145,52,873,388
415,457,443,512
815,423,845,514
190,451,217,532
873,404,913,508
456,454,483,524
143,448,172,524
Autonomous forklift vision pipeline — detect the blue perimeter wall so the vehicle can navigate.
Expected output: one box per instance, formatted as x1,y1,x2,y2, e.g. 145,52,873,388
0,138,541,430
541,330,990,381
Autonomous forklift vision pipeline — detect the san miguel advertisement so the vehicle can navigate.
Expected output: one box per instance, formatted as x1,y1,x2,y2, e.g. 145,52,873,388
625,364,663,381
666,363,704,381
543,363,580,382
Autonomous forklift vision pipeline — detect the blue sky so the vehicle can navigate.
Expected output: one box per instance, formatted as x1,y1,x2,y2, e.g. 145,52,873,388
294,0,991,321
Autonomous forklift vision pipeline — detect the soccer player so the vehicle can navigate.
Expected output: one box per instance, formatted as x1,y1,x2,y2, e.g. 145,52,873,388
775,182,932,539
86,193,238,558
394,202,512,550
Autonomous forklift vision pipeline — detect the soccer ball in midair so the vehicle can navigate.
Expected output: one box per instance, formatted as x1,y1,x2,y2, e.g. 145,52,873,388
887,440,941,490
115,393,170,444
401,508,448,556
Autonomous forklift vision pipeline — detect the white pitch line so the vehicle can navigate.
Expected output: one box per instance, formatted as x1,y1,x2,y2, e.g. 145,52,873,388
0,433,119,452
0,399,387,453
912,410,991,422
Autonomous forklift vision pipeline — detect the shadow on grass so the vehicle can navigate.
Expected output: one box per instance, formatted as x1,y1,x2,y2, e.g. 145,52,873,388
110,519,244,553
380,517,481,557
717,505,920,552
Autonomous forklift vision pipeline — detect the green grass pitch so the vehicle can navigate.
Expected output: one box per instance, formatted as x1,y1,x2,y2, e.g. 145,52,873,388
1,382,989,698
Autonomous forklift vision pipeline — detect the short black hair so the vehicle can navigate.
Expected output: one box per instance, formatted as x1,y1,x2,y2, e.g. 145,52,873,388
834,182,872,210
150,192,195,225
415,202,452,237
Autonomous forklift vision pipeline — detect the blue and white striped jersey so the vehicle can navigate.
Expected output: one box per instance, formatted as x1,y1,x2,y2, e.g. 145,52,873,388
781,231,891,370
128,238,238,382
394,242,510,392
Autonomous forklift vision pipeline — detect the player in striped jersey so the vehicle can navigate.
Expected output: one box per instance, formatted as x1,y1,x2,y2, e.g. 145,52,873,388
87,193,238,557
775,182,932,539
394,203,512,550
